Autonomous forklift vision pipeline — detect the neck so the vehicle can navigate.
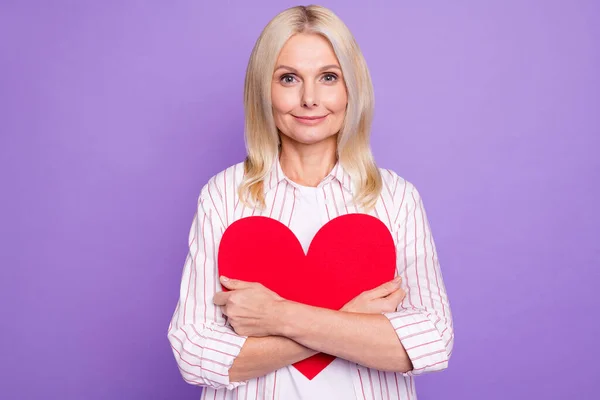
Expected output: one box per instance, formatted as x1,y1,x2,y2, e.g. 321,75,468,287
279,135,338,187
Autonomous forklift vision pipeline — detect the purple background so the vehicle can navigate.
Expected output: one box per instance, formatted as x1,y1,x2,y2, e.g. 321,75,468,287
1,1,598,399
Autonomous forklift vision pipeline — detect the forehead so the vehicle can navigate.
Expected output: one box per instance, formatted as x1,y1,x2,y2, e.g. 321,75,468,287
276,33,340,69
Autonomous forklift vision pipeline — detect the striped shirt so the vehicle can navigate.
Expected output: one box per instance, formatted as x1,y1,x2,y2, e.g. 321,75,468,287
167,159,454,400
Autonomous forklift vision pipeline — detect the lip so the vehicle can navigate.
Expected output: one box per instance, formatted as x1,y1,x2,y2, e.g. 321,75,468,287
292,114,328,125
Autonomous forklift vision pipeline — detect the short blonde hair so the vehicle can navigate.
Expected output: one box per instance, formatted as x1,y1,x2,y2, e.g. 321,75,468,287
239,5,382,211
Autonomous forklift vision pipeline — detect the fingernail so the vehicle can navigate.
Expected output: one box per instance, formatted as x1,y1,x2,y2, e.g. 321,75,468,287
393,276,402,283
221,276,229,282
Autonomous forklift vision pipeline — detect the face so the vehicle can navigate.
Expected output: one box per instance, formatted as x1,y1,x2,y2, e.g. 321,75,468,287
271,33,348,146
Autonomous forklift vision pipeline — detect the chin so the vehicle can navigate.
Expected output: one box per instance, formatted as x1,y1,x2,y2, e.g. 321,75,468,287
288,125,338,143
287,132,336,146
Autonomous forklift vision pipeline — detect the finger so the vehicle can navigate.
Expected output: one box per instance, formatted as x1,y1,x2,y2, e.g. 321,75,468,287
367,277,402,299
219,305,228,317
384,288,405,309
385,287,405,299
220,276,253,290
213,291,230,306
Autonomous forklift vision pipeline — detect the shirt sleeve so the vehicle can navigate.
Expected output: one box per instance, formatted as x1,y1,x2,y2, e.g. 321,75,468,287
167,180,248,390
383,180,454,376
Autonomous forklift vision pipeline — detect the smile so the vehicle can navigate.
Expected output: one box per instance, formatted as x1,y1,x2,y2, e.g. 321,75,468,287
292,114,328,125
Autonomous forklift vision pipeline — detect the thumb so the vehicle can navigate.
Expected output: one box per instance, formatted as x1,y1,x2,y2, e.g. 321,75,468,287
368,277,402,299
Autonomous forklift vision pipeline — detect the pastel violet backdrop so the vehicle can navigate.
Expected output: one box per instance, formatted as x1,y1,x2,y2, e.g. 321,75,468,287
0,1,598,399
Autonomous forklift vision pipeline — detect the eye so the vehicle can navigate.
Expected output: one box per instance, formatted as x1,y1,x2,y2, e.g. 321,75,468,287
280,74,297,85
322,73,338,83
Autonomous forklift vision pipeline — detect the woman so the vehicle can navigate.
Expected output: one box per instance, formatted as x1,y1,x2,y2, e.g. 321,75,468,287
168,5,453,400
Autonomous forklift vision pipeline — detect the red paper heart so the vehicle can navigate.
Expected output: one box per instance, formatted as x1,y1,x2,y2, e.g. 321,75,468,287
217,214,396,380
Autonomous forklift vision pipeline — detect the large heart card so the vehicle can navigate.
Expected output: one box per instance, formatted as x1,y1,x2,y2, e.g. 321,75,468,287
217,214,396,379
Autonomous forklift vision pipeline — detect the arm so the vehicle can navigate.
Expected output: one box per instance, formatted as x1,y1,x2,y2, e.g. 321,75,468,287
228,336,317,382
167,179,315,390
276,302,413,372
382,180,454,376
167,187,245,390
227,276,408,381
217,275,410,375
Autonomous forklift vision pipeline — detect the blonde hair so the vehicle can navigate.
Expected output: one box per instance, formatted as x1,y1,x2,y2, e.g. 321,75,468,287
238,4,382,211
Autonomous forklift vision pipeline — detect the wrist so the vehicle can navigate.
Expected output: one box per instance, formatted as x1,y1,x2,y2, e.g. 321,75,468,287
270,298,295,336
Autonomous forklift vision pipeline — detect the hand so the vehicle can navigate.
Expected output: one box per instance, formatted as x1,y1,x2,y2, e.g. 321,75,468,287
213,276,286,337
341,276,406,314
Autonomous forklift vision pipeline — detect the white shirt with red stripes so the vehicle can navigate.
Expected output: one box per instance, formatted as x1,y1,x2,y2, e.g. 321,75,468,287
168,159,454,400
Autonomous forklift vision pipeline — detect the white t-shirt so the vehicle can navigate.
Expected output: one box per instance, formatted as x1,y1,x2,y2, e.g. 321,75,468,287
275,183,356,400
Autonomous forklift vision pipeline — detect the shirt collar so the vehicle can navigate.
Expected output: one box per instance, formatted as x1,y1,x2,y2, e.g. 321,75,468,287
265,156,353,194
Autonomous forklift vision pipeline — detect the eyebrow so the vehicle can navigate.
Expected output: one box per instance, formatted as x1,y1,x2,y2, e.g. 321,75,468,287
274,64,342,73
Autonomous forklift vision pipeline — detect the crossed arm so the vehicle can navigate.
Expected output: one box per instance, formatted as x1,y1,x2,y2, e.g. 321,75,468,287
215,276,411,382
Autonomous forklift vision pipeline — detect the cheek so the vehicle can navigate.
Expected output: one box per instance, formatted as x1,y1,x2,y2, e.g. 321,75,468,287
322,86,348,113
271,87,298,116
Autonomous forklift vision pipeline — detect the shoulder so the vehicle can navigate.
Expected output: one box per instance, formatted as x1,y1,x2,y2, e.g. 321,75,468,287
197,161,245,211
377,167,419,203
199,161,244,196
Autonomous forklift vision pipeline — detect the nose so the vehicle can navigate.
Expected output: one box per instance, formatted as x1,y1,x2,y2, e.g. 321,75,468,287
301,81,319,108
